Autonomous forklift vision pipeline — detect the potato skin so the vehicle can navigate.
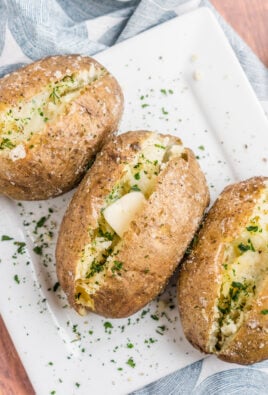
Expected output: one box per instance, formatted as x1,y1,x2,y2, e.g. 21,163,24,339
178,177,268,364
56,130,210,318
0,55,123,200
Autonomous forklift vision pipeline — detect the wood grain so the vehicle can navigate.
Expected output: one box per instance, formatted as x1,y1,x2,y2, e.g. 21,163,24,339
0,316,34,395
0,1,267,394
211,0,268,66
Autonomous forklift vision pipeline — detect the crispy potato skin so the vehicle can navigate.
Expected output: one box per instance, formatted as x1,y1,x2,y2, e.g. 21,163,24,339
56,130,209,318
0,55,123,200
178,177,268,364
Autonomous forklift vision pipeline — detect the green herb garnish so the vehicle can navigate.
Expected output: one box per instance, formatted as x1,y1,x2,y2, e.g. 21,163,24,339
126,357,136,368
1,235,13,241
154,143,166,149
49,87,60,104
111,260,123,274
98,229,114,241
14,241,26,254
0,138,15,150
53,282,60,292
33,245,43,255
86,259,105,278
238,239,255,252
130,184,141,192
246,225,259,232
104,321,113,332
36,216,47,228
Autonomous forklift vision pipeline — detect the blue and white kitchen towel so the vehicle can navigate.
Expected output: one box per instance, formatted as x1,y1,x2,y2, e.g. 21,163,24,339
0,1,268,394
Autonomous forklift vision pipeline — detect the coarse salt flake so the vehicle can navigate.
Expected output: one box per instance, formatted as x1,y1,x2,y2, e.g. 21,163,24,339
9,144,26,161
54,70,62,79
193,70,202,81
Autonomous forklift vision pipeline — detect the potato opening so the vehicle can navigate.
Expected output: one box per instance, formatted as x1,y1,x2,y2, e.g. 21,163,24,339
74,134,184,309
209,187,268,352
0,64,105,158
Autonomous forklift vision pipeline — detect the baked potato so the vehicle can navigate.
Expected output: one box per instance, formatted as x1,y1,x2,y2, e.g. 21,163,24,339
56,130,209,318
178,177,268,365
0,55,123,200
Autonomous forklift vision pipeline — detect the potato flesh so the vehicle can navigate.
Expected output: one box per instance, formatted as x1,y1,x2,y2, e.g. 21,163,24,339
0,65,105,156
74,136,184,308
210,188,268,352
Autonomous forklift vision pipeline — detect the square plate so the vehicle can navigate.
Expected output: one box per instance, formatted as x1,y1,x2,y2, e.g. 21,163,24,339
1,7,268,395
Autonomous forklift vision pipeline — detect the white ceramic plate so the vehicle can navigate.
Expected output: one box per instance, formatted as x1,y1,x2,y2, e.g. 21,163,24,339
1,7,268,395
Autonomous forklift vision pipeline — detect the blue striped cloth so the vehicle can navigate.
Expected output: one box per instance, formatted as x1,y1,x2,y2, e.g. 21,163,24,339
1,1,267,394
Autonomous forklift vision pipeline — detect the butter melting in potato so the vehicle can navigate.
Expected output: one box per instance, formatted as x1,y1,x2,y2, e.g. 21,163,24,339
56,130,209,318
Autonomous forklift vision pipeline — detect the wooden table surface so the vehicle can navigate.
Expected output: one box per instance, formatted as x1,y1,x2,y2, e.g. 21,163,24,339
1,1,268,394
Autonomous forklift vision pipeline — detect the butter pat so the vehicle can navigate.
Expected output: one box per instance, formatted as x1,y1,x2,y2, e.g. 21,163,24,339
103,191,146,237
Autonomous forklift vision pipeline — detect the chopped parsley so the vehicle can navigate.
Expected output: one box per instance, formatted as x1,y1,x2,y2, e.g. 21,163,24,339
134,172,140,180
111,260,123,274
198,145,205,151
238,239,255,252
161,107,168,115
145,338,157,344
126,357,135,368
246,225,259,232
33,245,43,255
154,143,166,150
36,216,47,228
156,325,166,335
0,138,15,150
104,321,113,333
160,88,173,95
141,103,149,108
86,259,105,278
1,235,13,241
130,184,141,192
141,309,149,318
231,281,244,289
72,324,78,333
260,309,268,315
49,87,60,104
53,282,60,292
14,274,20,284
98,228,114,241
14,241,26,254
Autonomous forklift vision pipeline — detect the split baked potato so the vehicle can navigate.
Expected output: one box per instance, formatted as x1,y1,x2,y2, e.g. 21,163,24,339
0,55,123,200
178,177,268,364
56,130,209,318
